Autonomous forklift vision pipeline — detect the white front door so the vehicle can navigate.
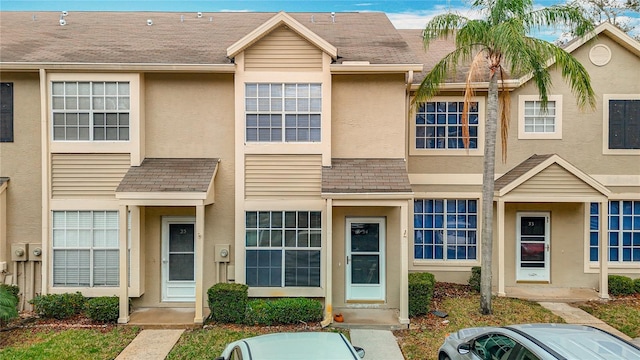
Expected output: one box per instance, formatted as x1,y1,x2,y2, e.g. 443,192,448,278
162,217,196,302
346,217,385,301
516,212,550,282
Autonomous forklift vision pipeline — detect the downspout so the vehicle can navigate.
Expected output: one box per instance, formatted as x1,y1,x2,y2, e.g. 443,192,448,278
320,198,333,328
405,71,414,162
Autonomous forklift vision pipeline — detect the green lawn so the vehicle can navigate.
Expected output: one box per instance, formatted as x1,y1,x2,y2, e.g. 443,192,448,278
577,296,640,338
0,327,139,360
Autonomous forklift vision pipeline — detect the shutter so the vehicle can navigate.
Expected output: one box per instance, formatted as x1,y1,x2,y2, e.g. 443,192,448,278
623,100,640,149
0,83,13,142
609,100,625,149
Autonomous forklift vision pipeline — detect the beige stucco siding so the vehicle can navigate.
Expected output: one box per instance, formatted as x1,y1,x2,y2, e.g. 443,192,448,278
0,72,42,263
245,154,321,199
508,164,602,197
244,27,323,71
51,153,130,198
331,207,401,309
502,34,640,178
331,74,406,159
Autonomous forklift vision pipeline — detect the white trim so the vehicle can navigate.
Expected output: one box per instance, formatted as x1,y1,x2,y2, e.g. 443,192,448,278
409,96,486,157
602,94,640,155
518,95,563,140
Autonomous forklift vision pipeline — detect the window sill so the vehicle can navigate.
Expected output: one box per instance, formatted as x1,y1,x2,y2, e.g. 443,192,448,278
48,286,143,297
412,260,480,271
248,287,324,298
586,262,640,273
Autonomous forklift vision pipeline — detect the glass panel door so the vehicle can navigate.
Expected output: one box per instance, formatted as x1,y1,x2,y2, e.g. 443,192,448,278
162,217,196,302
516,213,550,282
346,218,385,301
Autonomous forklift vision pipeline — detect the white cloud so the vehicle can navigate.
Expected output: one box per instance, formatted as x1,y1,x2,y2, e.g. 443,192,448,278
387,8,483,29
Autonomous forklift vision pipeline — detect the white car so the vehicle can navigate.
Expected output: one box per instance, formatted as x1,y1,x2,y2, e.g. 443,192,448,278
216,332,366,360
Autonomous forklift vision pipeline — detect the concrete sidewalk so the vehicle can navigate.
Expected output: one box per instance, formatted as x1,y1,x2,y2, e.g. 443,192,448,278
350,329,405,360
540,302,640,346
115,329,184,360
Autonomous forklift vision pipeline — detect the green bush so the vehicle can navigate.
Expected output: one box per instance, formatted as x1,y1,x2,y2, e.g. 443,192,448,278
0,286,19,326
244,297,322,325
608,275,635,296
85,296,119,323
207,283,248,323
469,266,481,292
0,284,20,303
408,272,435,317
634,278,640,294
30,292,86,319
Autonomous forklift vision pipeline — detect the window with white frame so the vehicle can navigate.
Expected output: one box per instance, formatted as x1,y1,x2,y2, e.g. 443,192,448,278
52,81,130,141
245,83,321,142
415,101,479,150
608,99,640,150
414,199,478,261
589,201,640,262
245,211,321,287
518,95,562,139
52,211,119,287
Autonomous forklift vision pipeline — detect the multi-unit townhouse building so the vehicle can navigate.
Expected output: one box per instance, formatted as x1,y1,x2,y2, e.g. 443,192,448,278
0,11,638,326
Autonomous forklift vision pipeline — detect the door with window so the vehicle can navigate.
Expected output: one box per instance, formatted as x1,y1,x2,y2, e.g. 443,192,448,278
162,217,196,302
516,213,550,282
346,218,385,301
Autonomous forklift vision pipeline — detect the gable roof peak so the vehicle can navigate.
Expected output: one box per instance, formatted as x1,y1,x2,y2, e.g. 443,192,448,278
226,11,337,59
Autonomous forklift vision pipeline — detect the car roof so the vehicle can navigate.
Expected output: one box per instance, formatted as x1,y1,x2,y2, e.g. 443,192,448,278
241,332,359,360
506,324,640,360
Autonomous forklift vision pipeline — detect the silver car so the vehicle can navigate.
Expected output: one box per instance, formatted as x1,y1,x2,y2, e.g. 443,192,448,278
438,323,640,360
216,332,366,360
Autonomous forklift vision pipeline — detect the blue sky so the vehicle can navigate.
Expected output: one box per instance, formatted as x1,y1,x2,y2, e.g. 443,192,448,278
1,0,638,39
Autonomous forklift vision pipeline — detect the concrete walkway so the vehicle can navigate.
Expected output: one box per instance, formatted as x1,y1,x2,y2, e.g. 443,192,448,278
115,329,184,360
540,302,640,346
350,329,405,360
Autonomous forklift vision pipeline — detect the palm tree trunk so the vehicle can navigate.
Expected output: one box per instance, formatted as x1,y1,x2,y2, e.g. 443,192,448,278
480,71,498,315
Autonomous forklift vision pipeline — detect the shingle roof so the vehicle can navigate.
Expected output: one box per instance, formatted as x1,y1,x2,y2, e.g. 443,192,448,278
322,158,412,193
116,158,218,193
0,11,419,65
494,154,554,190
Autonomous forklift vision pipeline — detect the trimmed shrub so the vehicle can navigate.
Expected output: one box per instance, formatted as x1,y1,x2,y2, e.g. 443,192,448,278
30,292,86,319
85,296,119,323
0,286,19,326
634,278,640,294
408,272,435,317
245,297,322,325
207,283,248,323
469,266,481,292
608,275,635,296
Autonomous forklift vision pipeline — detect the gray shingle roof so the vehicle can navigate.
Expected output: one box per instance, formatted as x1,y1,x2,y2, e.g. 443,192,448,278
494,154,554,190
322,158,412,193
0,11,419,65
116,158,218,193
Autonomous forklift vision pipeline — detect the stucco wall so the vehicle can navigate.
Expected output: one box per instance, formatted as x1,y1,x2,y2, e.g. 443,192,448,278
331,74,407,159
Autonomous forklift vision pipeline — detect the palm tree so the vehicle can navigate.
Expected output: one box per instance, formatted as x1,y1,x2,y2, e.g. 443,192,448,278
415,0,596,314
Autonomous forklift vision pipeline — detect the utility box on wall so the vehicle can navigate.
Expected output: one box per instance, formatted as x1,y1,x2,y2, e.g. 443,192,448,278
11,243,27,261
28,243,42,261
214,244,230,263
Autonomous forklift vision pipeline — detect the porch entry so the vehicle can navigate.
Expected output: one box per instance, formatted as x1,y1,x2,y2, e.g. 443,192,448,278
162,216,196,302
346,217,386,301
516,212,550,282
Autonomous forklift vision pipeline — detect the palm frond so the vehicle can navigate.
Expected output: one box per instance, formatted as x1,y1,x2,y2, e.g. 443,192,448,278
462,52,487,148
524,5,595,36
422,13,470,48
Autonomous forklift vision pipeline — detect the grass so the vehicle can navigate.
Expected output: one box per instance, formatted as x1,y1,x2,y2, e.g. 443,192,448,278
577,295,640,338
395,293,565,360
0,327,139,360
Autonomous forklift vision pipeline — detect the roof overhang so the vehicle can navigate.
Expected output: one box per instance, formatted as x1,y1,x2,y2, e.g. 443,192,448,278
495,154,610,199
0,63,236,73
227,11,338,59
332,63,424,74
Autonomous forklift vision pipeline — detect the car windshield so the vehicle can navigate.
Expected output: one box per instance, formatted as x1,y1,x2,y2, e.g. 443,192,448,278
524,327,640,360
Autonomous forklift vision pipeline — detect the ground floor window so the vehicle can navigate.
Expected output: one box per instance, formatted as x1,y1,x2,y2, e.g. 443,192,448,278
245,211,321,287
414,199,477,260
52,210,119,287
590,201,640,262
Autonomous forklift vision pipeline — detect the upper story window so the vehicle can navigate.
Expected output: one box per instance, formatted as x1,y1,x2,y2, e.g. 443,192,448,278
52,81,130,141
0,82,13,142
608,99,640,150
415,100,479,151
245,83,321,143
518,95,562,139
